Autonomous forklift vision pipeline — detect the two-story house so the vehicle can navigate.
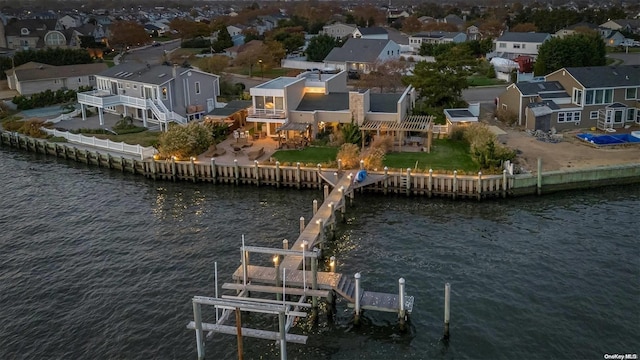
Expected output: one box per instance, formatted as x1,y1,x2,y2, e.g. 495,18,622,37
3,19,70,50
493,32,551,60
498,65,640,131
76,62,221,131
323,38,401,74
408,31,467,51
600,19,640,35
5,61,107,96
320,23,357,40
246,70,417,140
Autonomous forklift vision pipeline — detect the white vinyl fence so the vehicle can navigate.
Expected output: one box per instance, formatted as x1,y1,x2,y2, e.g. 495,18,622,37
43,128,157,160
45,109,81,124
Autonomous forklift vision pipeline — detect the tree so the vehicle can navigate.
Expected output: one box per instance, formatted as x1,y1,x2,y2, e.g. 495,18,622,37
201,55,230,75
511,23,538,32
212,24,233,53
157,122,215,160
534,33,606,76
423,22,459,32
170,18,211,40
357,59,410,93
265,26,305,54
109,21,149,51
404,60,470,109
305,34,338,62
401,15,423,34
478,19,504,38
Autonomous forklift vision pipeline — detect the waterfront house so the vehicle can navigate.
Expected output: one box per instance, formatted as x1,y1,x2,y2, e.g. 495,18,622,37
323,38,401,74
2,18,70,50
497,65,640,131
246,69,418,142
5,61,107,96
76,62,221,130
493,32,551,60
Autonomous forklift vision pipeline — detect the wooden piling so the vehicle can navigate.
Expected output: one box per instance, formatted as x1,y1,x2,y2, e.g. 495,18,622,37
477,171,482,200
235,308,244,360
211,158,217,184
299,216,305,235
537,158,542,195
398,278,407,331
282,239,288,250
311,248,318,310
254,160,260,186
383,167,388,195
323,185,329,200
275,161,281,188
502,169,507,198
192,301,205,360
406,168,411,196
171,156,176,181
453,170,458,200
190,157,196,183
354,273,361,325
312,199,318,216
444,283,451,340
234,159,239,185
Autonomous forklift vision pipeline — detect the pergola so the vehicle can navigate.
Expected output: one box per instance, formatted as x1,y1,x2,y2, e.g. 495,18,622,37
360,115,434,151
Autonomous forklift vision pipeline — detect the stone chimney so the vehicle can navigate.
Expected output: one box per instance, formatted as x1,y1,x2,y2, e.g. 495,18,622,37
349,89,370,125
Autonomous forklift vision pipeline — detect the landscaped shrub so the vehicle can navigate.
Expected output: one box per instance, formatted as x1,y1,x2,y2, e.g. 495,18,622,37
361,146,385,170
12,86,93,110
3,118,50,138
495,107,518,126
449,126,466,141
336,143,360,169
157,122,215,160
463,123,515,170
369,135,393,154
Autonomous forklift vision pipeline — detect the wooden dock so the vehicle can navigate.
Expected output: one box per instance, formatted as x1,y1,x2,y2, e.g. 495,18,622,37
187,173,414,359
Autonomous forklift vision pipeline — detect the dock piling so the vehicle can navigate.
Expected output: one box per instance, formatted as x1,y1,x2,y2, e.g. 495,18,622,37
311,248,318,310
299,217,305,235
323,185,329,200
354,272,361,325
192,301,205,360
274,255,281,301
282,239,288,250
398,278,407,331
312,199,318,216
444,283,451,340
329,256,336,272
537,158,542,195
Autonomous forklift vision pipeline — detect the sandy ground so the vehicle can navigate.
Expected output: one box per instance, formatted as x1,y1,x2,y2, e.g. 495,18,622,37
486,116,640,174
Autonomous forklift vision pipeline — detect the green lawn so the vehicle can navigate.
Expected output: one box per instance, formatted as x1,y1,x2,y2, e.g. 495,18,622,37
90,131,162,148
270,140,479,172
383,139,479,172
271,146,338,165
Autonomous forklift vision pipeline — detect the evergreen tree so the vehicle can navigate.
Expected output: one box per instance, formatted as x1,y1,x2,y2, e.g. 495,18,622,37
212,25,234,53
534,32,606,76
305,34,338,62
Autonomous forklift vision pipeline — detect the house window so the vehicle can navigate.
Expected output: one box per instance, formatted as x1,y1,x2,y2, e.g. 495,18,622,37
513,44,521,49
78,78,82,83
44,32,65,46
89,76,95,81
195,81,201,94
499,43,506,48
585,89,613,105
572,88,583,105
557,111,581,123
522,44,526,49
590,111,598,119
162,87,168,100
132,84,137,89
627,108,636,122
626,87,637,100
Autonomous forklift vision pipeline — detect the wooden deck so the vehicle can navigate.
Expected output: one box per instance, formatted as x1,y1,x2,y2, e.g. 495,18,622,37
231,264,342,290
280,174,354,270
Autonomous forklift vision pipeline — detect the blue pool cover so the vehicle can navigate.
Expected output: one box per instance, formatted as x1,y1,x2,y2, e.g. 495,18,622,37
576,133,640,145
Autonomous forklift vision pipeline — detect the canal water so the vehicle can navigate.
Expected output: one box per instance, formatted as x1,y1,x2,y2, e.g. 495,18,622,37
0,147,637,360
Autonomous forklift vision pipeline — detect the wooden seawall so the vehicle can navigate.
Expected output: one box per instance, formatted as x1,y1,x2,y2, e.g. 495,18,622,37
0,131,511,199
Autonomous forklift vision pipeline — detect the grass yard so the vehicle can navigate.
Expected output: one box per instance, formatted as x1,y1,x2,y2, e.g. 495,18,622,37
226,66,296,79
383,139,479,173
271,146,338,165
90,131,161,148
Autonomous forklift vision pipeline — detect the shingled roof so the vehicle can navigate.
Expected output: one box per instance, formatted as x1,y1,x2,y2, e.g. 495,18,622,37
324,38,394,63
11,62,108,82
563,65,640,88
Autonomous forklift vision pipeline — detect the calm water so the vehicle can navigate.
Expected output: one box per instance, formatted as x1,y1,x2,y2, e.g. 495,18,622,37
0,147,638,360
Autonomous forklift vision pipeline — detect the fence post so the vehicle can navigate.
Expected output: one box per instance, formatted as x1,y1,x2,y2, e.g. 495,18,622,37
254,160,260,186
384,166,389,195
428,169,433,198
502,169,507,198
477,171,482,201
190,157,196,183
234,159,239,185
453,170,458,200
211,158,217,184
171,156,176,181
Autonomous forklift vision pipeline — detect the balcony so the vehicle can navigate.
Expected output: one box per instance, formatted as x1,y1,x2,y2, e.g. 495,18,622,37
247,109,287,122
77,90,148,109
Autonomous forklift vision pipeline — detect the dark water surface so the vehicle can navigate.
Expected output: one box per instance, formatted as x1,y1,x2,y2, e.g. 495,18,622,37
0,147,638,360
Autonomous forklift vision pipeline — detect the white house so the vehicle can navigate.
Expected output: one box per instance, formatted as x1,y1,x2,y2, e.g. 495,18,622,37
77,63,221,130
246,70,417,140
493,32,551,59
320,23,357,40
352,26,388,40
5,61,107,96
408,31,467,51
323,38,401,73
